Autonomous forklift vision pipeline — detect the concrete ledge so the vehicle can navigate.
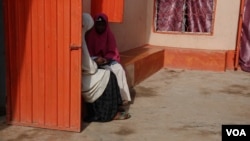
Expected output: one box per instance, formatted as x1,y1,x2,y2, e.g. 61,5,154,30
121,45,235,87
163,47,227,71
120,46,165,87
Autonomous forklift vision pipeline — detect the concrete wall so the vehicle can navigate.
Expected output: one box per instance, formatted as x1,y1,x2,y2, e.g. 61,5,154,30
83,0,241,51
83,0,91,13
109,0,148,52
146,0,241,50
83,0,148,52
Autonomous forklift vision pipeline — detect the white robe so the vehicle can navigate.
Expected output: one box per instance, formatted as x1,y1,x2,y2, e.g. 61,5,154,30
102,63,131,101
81,13,110,103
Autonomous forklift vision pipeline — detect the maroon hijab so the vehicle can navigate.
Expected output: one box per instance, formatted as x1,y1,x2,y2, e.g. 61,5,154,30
86,13,120,62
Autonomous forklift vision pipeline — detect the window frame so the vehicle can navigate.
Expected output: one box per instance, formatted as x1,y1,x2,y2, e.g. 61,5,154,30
153,0,217,35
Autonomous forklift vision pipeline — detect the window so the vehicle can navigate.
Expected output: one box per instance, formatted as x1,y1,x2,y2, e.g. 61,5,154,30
154,0,216,34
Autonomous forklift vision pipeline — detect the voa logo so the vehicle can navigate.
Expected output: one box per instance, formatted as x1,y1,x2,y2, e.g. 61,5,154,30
226,129,247,136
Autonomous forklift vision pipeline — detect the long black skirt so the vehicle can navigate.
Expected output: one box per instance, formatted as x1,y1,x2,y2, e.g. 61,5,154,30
84,71,122,122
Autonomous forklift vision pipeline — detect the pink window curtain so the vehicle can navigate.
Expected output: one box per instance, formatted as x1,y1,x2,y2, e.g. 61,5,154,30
186,0,213,32
240,0,250,72
156,0,213,32
156,0,185,31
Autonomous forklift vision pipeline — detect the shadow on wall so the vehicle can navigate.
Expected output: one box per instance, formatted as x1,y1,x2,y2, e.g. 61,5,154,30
0,0,6,116
0,0,31,119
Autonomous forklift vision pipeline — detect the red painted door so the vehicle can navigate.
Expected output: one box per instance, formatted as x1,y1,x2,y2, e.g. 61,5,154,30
91,0,124,22
3,0,82,132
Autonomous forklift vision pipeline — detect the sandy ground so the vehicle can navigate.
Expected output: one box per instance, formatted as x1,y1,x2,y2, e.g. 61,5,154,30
0,68,250,141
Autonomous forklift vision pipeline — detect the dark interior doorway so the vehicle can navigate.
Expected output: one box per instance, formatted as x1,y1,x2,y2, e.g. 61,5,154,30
0,0,6,116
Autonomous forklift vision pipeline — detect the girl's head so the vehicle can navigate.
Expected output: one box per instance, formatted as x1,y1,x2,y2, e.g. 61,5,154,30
94,13,108,34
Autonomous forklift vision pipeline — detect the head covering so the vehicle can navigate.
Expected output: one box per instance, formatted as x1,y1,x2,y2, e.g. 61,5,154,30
95,16,105,22
86,13,120,62
83,13,94,35
82,13,110,103
82,13,96,74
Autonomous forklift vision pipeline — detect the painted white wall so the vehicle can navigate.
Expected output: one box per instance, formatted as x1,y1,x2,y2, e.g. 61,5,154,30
83,0,91,13
146,0,241,50
110,0,148,52
83,0,241,51
82,0,148,52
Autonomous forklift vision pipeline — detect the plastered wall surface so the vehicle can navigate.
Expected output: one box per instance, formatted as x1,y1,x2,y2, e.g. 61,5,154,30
147,0,241,50
83,0,148,52
83,0,241,51
83,0,91,13
109,0,148,52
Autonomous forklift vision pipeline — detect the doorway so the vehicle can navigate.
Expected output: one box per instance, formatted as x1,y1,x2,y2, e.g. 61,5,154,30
0,0,6,116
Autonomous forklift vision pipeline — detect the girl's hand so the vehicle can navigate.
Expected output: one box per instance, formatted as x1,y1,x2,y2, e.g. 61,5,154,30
94,57,107,65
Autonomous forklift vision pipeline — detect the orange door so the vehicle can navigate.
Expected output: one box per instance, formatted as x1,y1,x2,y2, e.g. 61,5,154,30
3,0,82,132
91,0,124,22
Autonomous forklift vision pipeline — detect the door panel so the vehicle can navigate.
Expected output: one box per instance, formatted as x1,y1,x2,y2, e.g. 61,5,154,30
57,0,71,128
91,0,124,23
70,0,82,128
3,0,82,132
91,0,124,22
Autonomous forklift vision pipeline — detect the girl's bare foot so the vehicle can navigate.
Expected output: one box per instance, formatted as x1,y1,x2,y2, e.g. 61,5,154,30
113,112,131,120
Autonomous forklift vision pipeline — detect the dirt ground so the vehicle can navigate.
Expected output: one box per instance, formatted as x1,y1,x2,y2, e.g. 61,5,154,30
0,68,250,141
